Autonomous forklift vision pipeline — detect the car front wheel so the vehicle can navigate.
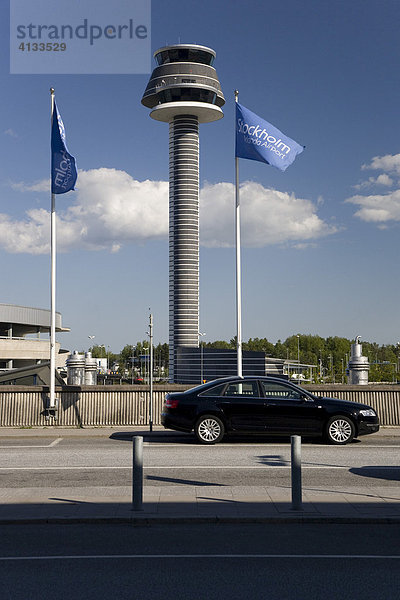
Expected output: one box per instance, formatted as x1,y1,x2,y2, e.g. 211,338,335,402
325,415,355,445
195,415,225,445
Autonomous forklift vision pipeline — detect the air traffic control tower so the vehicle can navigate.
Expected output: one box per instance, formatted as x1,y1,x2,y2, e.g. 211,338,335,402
142,44,225,382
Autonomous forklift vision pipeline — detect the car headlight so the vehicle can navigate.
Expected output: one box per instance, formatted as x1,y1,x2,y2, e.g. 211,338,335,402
359,409,376,417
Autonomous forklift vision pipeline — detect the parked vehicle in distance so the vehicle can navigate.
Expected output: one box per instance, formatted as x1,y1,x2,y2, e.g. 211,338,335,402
162,376,380,445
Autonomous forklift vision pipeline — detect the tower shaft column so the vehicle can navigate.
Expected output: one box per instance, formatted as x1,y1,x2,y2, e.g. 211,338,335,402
142,43,225,383
169,115,199,382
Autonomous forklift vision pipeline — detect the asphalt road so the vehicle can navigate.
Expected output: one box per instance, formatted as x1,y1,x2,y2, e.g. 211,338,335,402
0,431,399,490
0,522,399,600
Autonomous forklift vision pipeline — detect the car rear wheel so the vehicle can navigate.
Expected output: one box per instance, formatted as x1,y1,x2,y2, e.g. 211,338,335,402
325,415,355,445
195,415,225,445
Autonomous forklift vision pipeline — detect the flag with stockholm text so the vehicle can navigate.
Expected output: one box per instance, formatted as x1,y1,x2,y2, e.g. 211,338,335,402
51,101,77,194
235,103,304,172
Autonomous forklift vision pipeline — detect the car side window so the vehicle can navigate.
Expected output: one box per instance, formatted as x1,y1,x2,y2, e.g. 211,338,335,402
200,383,227,397
223,381,259,397
261,382,303,400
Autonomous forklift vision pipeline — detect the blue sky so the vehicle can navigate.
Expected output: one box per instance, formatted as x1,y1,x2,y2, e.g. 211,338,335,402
1,0,399,353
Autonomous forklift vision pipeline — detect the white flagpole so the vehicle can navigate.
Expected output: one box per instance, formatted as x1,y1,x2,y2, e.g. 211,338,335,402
50,88,57,411
149,312,153,432
234,90,243,377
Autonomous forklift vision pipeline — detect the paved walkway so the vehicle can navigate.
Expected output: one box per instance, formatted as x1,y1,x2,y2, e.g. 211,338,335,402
1,484,400,524
0,426,399,524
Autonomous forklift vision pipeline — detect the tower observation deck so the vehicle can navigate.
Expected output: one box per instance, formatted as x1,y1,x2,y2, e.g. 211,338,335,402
142,44,225,382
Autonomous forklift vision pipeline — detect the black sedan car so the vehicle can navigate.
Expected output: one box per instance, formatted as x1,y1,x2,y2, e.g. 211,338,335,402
162,376,380,445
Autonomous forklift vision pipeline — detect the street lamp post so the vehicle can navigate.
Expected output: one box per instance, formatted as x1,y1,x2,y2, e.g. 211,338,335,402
98,345,111,375
148,313,154,432
142,347,148,383
296,335,300,381
328,354,333,383
130,348,136,385
198,332,206,383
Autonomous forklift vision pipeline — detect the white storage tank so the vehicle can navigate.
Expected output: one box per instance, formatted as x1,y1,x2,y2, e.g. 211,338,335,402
348,336,369,385
66,350,85,385
84,351,98,385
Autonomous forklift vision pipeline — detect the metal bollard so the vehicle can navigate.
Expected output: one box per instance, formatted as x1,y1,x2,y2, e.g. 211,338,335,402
291,435,302,511
132,436,143,511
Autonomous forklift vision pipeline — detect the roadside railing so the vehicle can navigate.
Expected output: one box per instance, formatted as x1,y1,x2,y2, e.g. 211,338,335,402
0,384,399,427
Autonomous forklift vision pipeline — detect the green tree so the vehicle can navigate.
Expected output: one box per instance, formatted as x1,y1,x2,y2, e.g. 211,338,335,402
154,342,169,368
244,337,275,355
364,341,398,382
205,340,232,349
154,342,169,378
89,344,107,359
119,344,135,375
91,335,399,383
273,340,287,360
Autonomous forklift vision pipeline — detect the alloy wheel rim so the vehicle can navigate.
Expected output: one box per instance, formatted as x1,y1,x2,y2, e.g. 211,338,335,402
198,419,221,442
329,419,352,442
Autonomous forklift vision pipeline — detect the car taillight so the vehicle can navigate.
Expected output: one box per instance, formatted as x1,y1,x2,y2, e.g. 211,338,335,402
165,397,179,409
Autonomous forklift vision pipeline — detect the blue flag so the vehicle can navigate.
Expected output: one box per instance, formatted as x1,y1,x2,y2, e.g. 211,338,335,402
235,103,304,172
51,101,77,194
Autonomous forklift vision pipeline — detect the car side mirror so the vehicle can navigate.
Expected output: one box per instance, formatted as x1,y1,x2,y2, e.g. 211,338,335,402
302,394,314,403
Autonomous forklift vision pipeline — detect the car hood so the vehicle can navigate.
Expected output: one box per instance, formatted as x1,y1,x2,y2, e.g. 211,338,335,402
317,396,373,411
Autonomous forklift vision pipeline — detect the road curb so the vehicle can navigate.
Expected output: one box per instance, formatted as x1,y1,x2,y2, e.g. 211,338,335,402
0,426,399,437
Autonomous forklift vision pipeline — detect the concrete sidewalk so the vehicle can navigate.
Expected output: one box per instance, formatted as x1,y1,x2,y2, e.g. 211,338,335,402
0,426,399,524
1,484,400,524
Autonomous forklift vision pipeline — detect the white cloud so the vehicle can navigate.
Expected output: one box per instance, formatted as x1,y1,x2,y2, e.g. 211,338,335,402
346,189,400,223
375,174,394,186
4,128,18,138
11,180,50,193
362,154,400,175
0,208,50,255
65,168,169,249
200,181,337,247
348,153,400,223
353,173,394,190
2,168,337,254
